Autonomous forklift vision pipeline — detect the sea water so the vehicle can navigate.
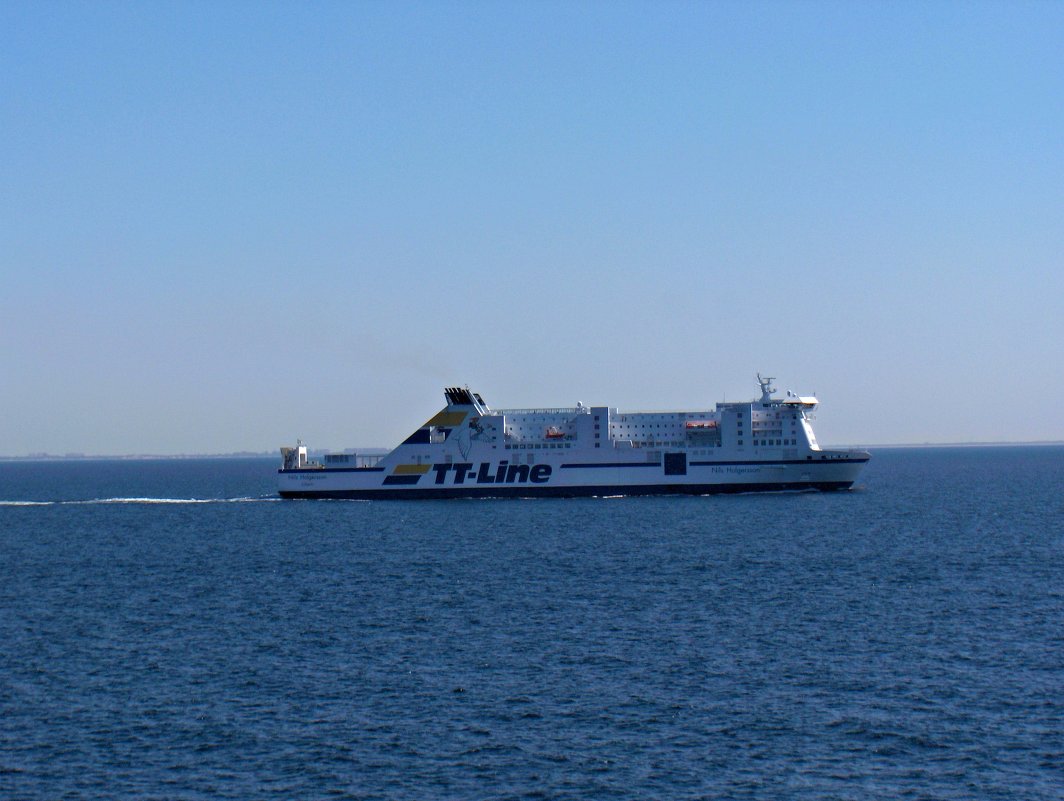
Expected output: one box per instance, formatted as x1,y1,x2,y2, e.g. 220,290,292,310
1,447,1062,799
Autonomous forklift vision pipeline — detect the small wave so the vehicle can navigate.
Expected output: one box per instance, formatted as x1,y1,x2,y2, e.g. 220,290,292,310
0,500,55,507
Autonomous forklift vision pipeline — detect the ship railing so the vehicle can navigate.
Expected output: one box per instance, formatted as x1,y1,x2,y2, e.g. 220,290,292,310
491,407,585,416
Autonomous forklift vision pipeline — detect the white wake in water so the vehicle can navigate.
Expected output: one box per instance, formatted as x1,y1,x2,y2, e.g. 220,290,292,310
0,496,282,507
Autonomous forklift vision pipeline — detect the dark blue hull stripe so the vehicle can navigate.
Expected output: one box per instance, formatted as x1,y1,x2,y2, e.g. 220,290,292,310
689,458,869,466
279,481,856,501
560,462,660,469
382,475,422,486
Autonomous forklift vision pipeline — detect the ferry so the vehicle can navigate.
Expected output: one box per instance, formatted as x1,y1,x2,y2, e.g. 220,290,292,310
278,375,869,499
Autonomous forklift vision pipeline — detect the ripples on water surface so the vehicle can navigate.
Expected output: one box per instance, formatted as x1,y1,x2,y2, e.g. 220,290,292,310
1,448,1062,799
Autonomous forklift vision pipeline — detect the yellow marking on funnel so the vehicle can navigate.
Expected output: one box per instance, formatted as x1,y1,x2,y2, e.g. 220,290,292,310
426,411,467,427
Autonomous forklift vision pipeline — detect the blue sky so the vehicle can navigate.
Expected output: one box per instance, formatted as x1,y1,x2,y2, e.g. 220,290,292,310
2,1,1062,454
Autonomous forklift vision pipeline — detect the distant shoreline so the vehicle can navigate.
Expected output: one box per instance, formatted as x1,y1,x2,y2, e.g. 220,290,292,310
0,453,278,462
857,441,1064,449
2,442,1061,462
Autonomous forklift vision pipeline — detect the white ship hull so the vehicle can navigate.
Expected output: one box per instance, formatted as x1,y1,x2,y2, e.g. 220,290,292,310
278,380,869,500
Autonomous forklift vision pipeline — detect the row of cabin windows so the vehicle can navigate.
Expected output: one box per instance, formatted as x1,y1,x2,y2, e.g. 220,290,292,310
505,443,572,450
612,423,686,429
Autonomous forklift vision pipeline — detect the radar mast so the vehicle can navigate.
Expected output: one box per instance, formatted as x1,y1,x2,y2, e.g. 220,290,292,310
757,373,777,403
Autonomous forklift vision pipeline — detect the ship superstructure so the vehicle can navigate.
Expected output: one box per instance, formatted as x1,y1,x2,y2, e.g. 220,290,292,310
278,376,869,499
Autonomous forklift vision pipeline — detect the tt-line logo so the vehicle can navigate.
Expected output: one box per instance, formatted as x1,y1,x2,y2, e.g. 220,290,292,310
431,462,551,485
